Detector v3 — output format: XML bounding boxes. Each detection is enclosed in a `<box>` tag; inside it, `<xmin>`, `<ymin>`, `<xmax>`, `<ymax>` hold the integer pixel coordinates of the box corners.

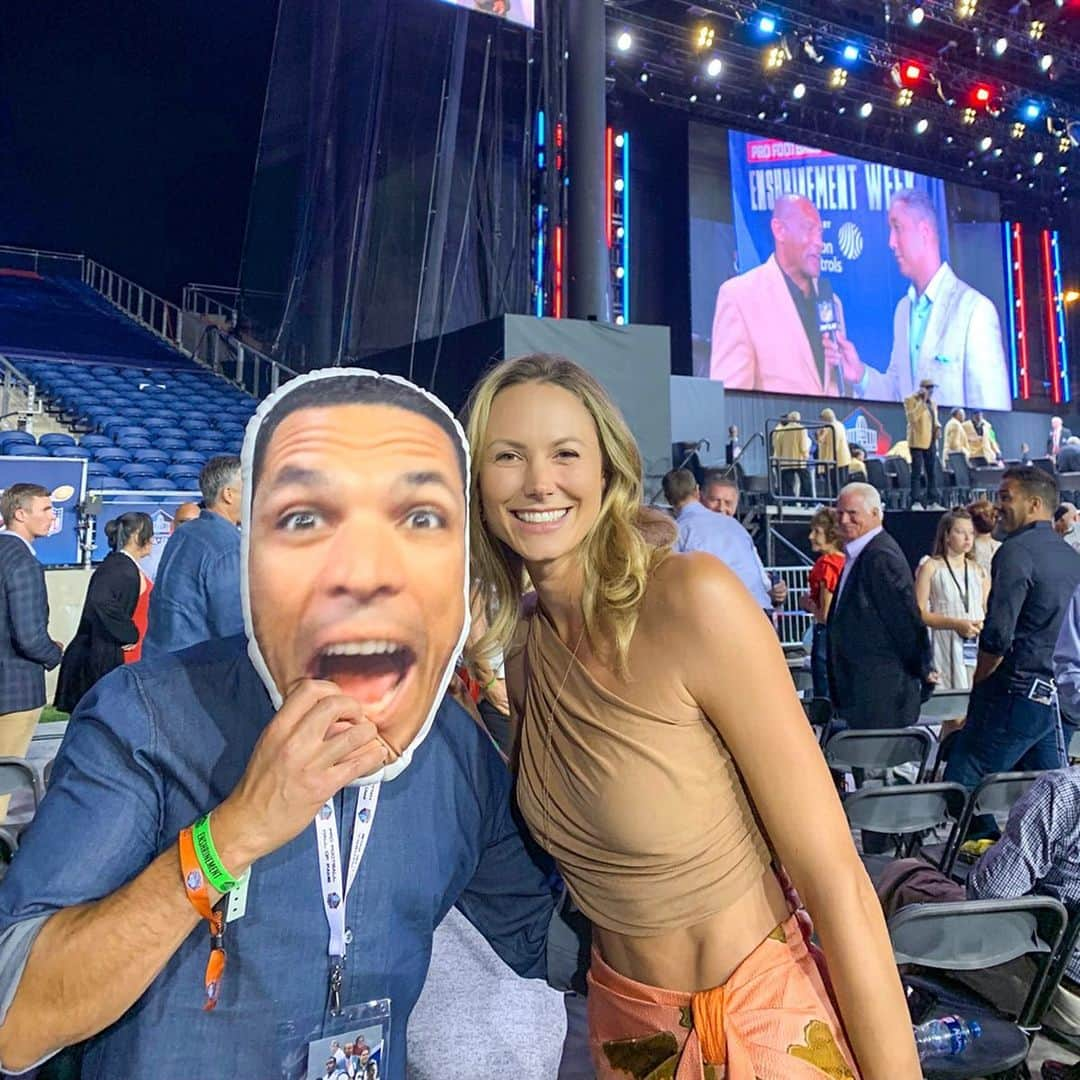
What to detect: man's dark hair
<box><xmin>200</xmin><ymin>455</ymin><xmax>241</xmax><ymax>506</ymax></box>
<box><xmin>1002</xmin><ymin>465</ymin><xmax>1059</xmax><ymax>512</ymax></box>
<box><xmin>702</xmin><ymin>468</ymin><xmax>738</xmax><ymax>492</ymax></box>
<box><xmin>0</xmin><ymin>483</ymin><xmax>49</xmax><ymax>527</ymax></box>
<box><xmin>251</xmin><ymin>374</ymin><xmax>466</xmax><ymax>489</ymax></box>
<box><xmin>1054</xmin><ymin>505</ymin><xmax>1072</xmax><ymax>524</ymax></box>
<box><xmin>661</xmin><ymin>467</ymin><xmax>698</xmax><ymax>508</ymax></box>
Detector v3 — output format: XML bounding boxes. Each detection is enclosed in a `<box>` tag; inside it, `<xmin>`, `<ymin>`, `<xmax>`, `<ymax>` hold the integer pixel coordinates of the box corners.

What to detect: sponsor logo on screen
<box><xmin>837</xmin><ymin>222</ymin><xmax>864</xmax><ymax>261</ymax></box>
<box><xmin>843</xmin><ymin>407</ymin><xmax>892</xmax><ymax>455</ymax></box>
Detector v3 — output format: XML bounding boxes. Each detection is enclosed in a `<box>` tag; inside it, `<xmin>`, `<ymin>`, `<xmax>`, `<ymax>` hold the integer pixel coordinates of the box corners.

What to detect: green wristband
<box><xmin>191</xmin><ymin>814</ymin><xmax>238</xmax><ymax>894</ymax></box>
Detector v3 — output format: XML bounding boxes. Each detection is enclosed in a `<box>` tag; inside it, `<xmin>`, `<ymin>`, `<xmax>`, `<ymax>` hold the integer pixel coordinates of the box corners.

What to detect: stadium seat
<box><xmin>51</xmin><ymin>445</ymin><xmax>92</xmax><ymax>459</ymax></box>
<box><xmin>79</xmin><ymin>434</ymin><xmax>113</xmax><ymax>450</ymax></box>
<box><xmin>156</xmin><ymin>438</ymin><xmax>186</xmax><ymax>452</ymax></box>
<box><xmin>38</xmin><ymin>433</ymin><xmax>76</xmax><ymax>449</ymax></box>
<box><xmin>92</xmin><ymin>476</ymin><xmax>130</xmax><ymax>490</ymax></box>
<box><xmin>165</xmin><ymin>465</ymin><xmax>202</xmax><ymax>483</ymax></box>
<box><xmin>132</xmin><ymin>449</ymin><xmax>171</xmax><ymax>464</ymax></box>
<box><xmin>94</xmin><ymin>448</ymin><xmax>132</xmax><ymax>464</ymax></box>
<box><xmin>171</xmin><ymin>451</ymin><xmax>206</xmax><ymax>465</ymax></box>
<box><xmin>3</xmin><ymin>445</ymin><xmax>50</xmax><ymax>458</ymax></box>
<box><xmin>118</xmin><ymin>463</ymin><xmax>159</xmax><ymax>481</ymax></box>
<box><xmin>0</xmin><ymin>431</ymin><xmax>36</xmax><ymax>449</ymax></box>
<box><xmin>141</xmin><ymin>477</ymin><xmax>182</xmax><ymax>491</ymax></box>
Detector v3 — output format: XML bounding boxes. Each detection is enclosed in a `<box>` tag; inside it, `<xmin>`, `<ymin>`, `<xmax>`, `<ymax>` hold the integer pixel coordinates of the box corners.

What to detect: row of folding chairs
<box><xmin>0</xmin><ymin>755</ymin><xmax>53</xmax><ymax>874</ymax></box>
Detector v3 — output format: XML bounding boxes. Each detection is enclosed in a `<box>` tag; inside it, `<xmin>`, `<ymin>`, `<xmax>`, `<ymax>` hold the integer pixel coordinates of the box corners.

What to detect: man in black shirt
<box><xmin>945</xmin><ymin>466</ymin><xmax>1080</xmax><ymax>836</ymax></box>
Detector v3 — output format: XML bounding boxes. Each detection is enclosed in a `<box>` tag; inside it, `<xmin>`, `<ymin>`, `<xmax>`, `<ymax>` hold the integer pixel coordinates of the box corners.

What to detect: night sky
<box><xmin>0</xmin><ymin>1</ymin><xmax>276</xmax><ymax>299</ymax></box>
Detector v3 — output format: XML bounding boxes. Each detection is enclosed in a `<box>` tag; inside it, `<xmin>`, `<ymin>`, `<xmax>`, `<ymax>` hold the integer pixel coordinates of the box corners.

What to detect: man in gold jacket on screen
<box><xmin>709</xmin><ymin>195</ymin><xmax>849</xmax><ymax>396</ymax></box>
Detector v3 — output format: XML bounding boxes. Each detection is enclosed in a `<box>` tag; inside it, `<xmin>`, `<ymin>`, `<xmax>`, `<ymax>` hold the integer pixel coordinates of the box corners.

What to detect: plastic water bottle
<box><xmin>912</xmin><ymin>1015</ymin><xmax>983</xmax><ymax>1059</ymax></box>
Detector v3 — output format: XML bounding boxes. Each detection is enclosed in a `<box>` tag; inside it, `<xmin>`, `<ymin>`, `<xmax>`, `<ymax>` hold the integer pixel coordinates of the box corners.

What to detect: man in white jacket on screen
<box><xmin>826</xmin><ymin>188</ymin><xmax>1012</xmax><ymax>411</ymax></box>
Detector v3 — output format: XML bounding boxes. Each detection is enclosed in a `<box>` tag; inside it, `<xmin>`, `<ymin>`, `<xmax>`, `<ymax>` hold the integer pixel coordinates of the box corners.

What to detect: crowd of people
<box><xmin>3</xmin><ymin>359</ymin><xmax>1080</xmax><ymax>1077</ymax></box>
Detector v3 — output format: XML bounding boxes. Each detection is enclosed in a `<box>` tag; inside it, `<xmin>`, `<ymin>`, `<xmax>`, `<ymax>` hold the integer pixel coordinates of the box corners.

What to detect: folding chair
<box><xmin>802</xmin><ymin>697</ymin><xmax>832</xmax><ymax>745</ymax></box>
<box><xmin>919</xmin><ymin>690</ymin><xmax>971</xmax><ymax>726</ymax></box>
<box><xmin>1031</xmin><ymin>902</ymin><xmax>1080</xmax><ymax>1058</ymax></box>
<box><xmin>890</xmin><ymin>896</ymin><xmax>1070</xmax><ymax>1078</ymax></box>
<box><xmin>0</xmin><ymin>757</ymin><xmax>44</xmax><ymax>819</ymax></box>
<box><xmin>841</xmin><ymin>782</ymin><xmax>967</xmax><ymax>881</ymax></box>
<box><xmin>823</xmin><ymin>726</ymin><xmax>937</xmax><ymax>784</ymax></box>
<box><xmin>940</xmin><ymin>772</ymin><xmax>1042</xmax><ymax>880</ymax></box>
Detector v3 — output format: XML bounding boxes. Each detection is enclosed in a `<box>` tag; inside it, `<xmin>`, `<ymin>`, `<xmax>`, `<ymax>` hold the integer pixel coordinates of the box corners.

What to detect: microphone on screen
<box><xmin>815</xmin><ymin>277</ymin><xmax>844</xmax><ymax>396</ymax></box>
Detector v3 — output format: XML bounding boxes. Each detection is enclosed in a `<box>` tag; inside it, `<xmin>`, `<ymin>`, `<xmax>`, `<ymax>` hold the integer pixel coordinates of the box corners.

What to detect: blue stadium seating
<box><xmin>141</xmin><ymin>477</ymin><xmax>182</xmax><ymax>491</ymax></box>
<box><xmin>4</xmin><ymin>444</ymin><xmax>51</xmax><ymax>458</ymax></box>
<box><xmin>38</xmin><ymin>433</ymin><xmax>75</xmax><ymax>448</ymax></box>
<box><xmin>0</xmin><ymin>431</ymin><xmax>36</xmax><ymax>450</ymax></box>
<box><xmin>51</xmin><ymin>445</ymin><xmax>92</xmax><ymax>459</ymax></box>
<box><xmin>96</xmin><ymin>476</ymin><xmax>130</xmax><ymax>489</ymax></box>
<box><xmin>132</xmin><ymin>449</ymin><xmax>171</xmax><ymax>464</ymax></box>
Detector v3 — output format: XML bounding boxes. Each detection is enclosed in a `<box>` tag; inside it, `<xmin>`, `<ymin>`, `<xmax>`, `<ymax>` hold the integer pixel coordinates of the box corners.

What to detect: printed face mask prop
<box><xmin>240</xmin><ymin>369</ymin><xmax>470</xmax><ymax>783</ymax></box>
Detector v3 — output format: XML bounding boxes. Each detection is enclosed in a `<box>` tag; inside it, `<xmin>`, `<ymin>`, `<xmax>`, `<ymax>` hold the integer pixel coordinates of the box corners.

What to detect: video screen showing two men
<box><xmin>690</xmin><ymin>126</ymin><xmax>1013</xmax><ymax>411</ymax></box>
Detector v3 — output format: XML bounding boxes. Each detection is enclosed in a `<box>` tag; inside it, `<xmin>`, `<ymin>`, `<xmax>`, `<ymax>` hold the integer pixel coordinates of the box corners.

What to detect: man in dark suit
<box><xmin>1049</xmin><ymin>417</ymin><xmax>1074</xmax><ymax>462</ymax></box>
<box><xmin>0</xmin><ymin>483</ymin><xmax>63</xmax><ymax>817</ymax></box>
<box><xmin>828</xmin><ymin>482</ymin><xmax>930</xmax><ymax>728</ymax></box>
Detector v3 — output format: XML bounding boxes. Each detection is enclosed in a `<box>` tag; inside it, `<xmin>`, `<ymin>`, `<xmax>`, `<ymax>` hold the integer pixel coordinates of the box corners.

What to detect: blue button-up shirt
<box><xmin>145</xmin><ymin>509</ymin><xmax>244</xmax><ymax>654</ymax></box>
<box><xmin>674</xmin><ymin>500</ymin><xmax>771</xmax><ymax>608</ymax></box>
<box><xmin>0</xmin><ymin>638</ymin><xmax>554</xmax><ymax>1078</ymax></box>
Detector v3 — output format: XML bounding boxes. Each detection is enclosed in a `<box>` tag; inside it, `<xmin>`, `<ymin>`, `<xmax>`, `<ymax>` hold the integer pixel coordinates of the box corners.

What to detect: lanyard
<box><xmin>944</xmin><ymin>557</ymin><xmax>971</xmax><ymax>614</ymax></box>
<box><xmin>314</xmin><ymin>781</ymin><xmax>381</xmax><ymax>1012</ymax></box>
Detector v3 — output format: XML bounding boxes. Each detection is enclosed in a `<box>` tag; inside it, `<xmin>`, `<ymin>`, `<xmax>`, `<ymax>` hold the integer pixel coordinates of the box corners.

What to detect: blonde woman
<box><xmin>466</xmin><ymin>354</ymin><xmax>918</xmax><ymax>1079</ymax></box>
<box><xmin>915</xmin><ymin>510</ymin><xmax>989</xmax><ymax>691</ymax></box>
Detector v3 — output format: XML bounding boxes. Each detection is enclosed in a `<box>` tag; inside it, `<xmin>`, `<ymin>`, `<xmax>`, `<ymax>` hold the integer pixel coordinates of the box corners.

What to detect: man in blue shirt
<box><xmin>0</xmin><ymin>371</ymin><xmax>555</xmax><ymax>1078</ymax></box>
<box><xmin>663</xmin><ymin>468</ymin><xmax>772</xmax><ymax>612</ymax></box>
<box><xmin>145</xmin><ymin>454</ymin><xmax>244</xmax><ymax>653</ymax></box>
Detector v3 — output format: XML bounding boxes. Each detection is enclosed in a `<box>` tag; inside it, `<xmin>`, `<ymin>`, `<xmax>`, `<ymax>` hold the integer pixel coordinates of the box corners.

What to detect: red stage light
<box><xmin>902</xmin><ymin>62</ymin><xmax>923</xmax><ymax>82</ymax></box>
<box><xmin>974</xmin><ymin>85</ymin><xmax>991</xmax><ymax>104</ymax></box>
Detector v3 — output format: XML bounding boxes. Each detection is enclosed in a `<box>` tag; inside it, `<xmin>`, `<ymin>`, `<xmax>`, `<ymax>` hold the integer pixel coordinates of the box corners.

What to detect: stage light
<box><xmin>614</xmin><ymin>133</ymin><xmax>625</xmax><ymax>148</ymax></box>
<box><xmin>994</xmin><ymin>147</ymin><xmax>1004</xmax><ymax>157</ymax></box>
<box><xmin>897</xmin><ymin>88</ymin><xmax>915</xmax><ymax>107</ymax></box>
<box><xmin>962</xmin><ymin>107</ymin><xmax>977</xmax><ymax>124</ymax></box>
<box><xmin>858</xmin><ymin>101</ymin><xmax>873</xmax><ymax>118</ymax></box>
<box><xmin>1039</xmin><ymin>54</ymin><xmax>1054</xmax><ymax>72</ymax></box>
<box><xmin>909</xmin><ymin>6</ymin><xmax>925</xmax><ymax>25</ymax></box>
<box><xmin>1029</xmin><ymin>19</ymin><xmax>1046</xmax><ymax>40</ymax></box>
<box><xmin>614</xmin><ymin>178</ymin><xmax>625</xmax><ymax>192</ymax></box>
<box><xmin>639</xmin><ymin>71</ymin><xmax>649</xmax><ymax>83</ymax></box>
<box><xmin>1012</xmin><ymin>122</ymin><xmax>1026</xmax><ymax>139</ymax></box>
<box><xmin>756</xmin><ymin>14</ymin><xmax>778</xmax><ymax>35</ymax></box>
<box><xmin>903</xmin><ymin>62</ymin><xmax>923</xmax><ymax>82</ymax></box>
<box><xmin>765</xmin><ymin>46</ymin><xmax>786</xmax><ymax>70</ymax></box>
<box><xmin>979</xmin><ymin>135</ymin><xmax>993</xmax><ymax>151</ymax></box>
<box><xmin>1023</xmin><ymin>102</ymin><xmax>1042</xmax><ymax>121</ymax></box>
<box><xmin>842</xmin><ymin>44</ymin><xmax>859</xmax><ymax>63</ymax></box>
<box><xmin>1065</xmin><ymin>290</ymin><xmax>1080</xmax><ymax>304</ymax></box>
<box><xmin>696</xmin><ymin>24</ymin><xmax>716</xmax><ymax>50</ymax></box>
<box><xmin>956</xmin><ymin>0</ymin><xmax>977</xmax><ymax>18</ymax></box>
<box><xmin>829</xmin><ymin>67</ymin><xmax>848</xmax><ymax>88</ymax></box>
<box><xmin>1061</xmin><ymin>137</ymin><xmax>1073</xmax><ymax>154</ymax></box>
<box><xmin>974</xmin><ymin>85</ymin><xmax>991</xmax><ymax>105</ymax></box>
<box><xmin>706</xmin><ymin>57</ymin><xmax>723</xmax><ymax>77</ymax></box>
<box><xmin>689</xmin><ymin>93</ymin><xmax>698</xmax><ymax>103</ymax></box>
<box><xmin>992</xmin><ymin>36</ymin><xmax>1008</xmax><ymax>56</ymax></box>
<box><xmin>616</xmin><ymin>30</ymin><xmax>633</xmax><ymax>52</ymax></box>
<box><xmin>1034</xmin><ymin>151</ymin><xmax>1045</xmax><ymax>165</ymax></box>
<box><xmin>915</xmin><ymin>117</ymin><xmax>929</xmax><ymax>134</ymax></box>
<box><xmin>616</xmin><ymin>266</ymin><xmax>625</xmax><ymax>279</ymax></box>
<box><xmin>792</xmin><ymin>81</ymin><xmax>807</xmax><ymax>99</ymax></box>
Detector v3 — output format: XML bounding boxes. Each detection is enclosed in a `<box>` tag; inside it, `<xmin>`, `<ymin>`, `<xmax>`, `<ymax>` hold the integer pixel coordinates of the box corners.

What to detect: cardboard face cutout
<box><xmin>240</xmin><ymin>368</ymin><xmax>471</xmax><ymax>783</ymax></box>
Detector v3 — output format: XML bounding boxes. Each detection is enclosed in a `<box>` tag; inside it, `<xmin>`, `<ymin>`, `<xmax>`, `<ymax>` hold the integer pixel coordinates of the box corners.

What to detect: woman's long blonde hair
<box><xmin>465</xmin><ymin>353</ymin><xmax>673</xmax><ymax>676</ymax></box>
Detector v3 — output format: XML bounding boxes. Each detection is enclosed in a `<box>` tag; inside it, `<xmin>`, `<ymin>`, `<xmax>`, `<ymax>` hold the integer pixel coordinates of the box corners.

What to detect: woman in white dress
<box><xmin>915</xmin><ymin>509</ymin><xmax>991</xmax><ymax>691</ymax></box>
<box><xmin>967</xmin><ymin>498</ymin><xmax>1001</xmax><ymax>580</ymax></box>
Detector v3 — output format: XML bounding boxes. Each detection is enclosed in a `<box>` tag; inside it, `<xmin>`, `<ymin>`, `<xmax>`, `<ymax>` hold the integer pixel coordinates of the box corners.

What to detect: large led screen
<box><xmin>436</xmin><ymin>0</ymin><xmax>534</xmax><ymax>28</ymax></box>
<box><xmin>690</xmin><ymin>124</ymin><xmax>1012</xmax><ymax>410</ymax></box>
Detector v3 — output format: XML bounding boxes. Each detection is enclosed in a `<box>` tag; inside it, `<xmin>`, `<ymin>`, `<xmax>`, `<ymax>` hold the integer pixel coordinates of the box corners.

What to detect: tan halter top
<box><xmin>516</xmin><ymin>607</ymin><xmax>772</xmax><ymax>937</ymax></box>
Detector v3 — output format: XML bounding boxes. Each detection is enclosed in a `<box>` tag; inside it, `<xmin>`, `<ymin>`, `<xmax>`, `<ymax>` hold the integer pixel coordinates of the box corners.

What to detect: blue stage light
<box><xmin>1023</xmin><ymin>101</ymin><xmax>1042</xmax><ymax>121</ymax></box>
<box><xmin>756</xmin><ymin>14</ymin><xmax>778</xmax><ymax>35</ymax></box>
<box><xmin>842</xmin><ymin>44</ymin><xmax>859</xmax><ymax>63</ymax></box>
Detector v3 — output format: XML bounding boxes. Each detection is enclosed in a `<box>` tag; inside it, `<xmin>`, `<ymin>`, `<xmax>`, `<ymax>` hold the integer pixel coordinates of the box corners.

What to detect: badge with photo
<box><xmin>278</xmin><ymin>999</ymin><xmax>391</xmax><ymax>1080</ymax></box>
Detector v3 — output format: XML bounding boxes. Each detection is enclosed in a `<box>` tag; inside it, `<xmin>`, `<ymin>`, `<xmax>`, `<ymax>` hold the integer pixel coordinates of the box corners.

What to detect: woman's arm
<box><xmin>666</xmin><ymin>553</ymin><xmax>920</xmax><ymax>1079</ymax></box>
<box><xmin>817</xmin><ymin>584</ymin><xmax>835</xmax><ymax>621</ymax></box>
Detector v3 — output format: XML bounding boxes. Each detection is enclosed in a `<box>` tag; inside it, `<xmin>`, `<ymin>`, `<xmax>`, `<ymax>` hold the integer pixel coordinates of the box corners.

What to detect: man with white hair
<box><xmin>816</xmin><ymin>407</ymin><xmax>851</xmax><ymax>497</ymax></box>
<box><xmin>1049</xmin><ymin>417</ymin><xmax>1073</xmax><ymax>461</ymax></box>
<box><xmin>827</xmin><ymin>483</ymin><xmax>931</xmax><ymax>729</ymax></box>
<box><xmin>826</xmin><ymin>188</ymin><xmax>1011</xmax><ymax>411</ymax></box>
<box><xmin>1057</xmin><ymin>436</ymin><xmax>1080</xmax><ymax>474</ymax></box>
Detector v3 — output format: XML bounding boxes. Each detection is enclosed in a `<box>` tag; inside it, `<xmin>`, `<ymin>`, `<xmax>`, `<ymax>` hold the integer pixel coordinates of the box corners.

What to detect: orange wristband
<box><xmin>178</xmin><ymin>825</ymin><xmax>227</xmax><ymax>1011</ymax></box>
